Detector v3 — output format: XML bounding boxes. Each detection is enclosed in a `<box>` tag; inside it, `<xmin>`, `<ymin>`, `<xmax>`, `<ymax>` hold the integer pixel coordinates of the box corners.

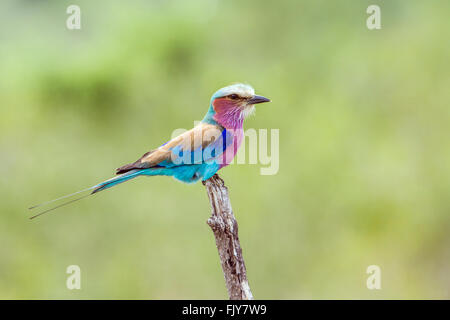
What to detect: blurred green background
<box><xmin>0</xmin><ymin>0</ymin><xmax>449</xmax><ymax>299</ymax></box>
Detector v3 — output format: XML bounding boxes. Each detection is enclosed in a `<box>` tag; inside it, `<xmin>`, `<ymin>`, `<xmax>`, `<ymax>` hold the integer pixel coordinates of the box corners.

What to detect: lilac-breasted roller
<box><xmin>29</xmin><ymin>83</ymin><xmax>270</xmax><ymax>219</ymax></box>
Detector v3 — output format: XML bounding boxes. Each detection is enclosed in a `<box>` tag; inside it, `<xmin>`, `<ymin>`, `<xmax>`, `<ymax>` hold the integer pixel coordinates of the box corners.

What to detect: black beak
<box><xmin>247</xmin><ymin>95</ymin><xmax>271</xmax><ymax>105</ymax></box>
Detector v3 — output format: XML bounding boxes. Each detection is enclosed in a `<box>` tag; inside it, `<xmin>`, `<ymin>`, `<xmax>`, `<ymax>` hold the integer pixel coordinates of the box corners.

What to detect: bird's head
<box><xmin>203</xmin><ymin>83</ymin><xmax>270</xmax><ymax>129</ymax></box>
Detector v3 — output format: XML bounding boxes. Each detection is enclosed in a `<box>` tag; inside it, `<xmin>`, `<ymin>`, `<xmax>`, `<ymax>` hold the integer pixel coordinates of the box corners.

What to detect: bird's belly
<box><xmin>172</xmin><ymin>163</ymin><xmax>221</xmax><ymax>183</ymax></box>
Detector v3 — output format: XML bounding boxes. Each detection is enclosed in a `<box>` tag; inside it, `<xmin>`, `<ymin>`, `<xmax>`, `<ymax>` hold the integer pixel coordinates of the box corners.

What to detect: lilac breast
<box><xmin>218</xmin><ymin>128</ymin><xmax>244</xmax><ymax>169</ymax></box>
<box><xmin>211</xmin><ymin>97</ymin><xmax>246</xmax><ymax>168</ymax></box>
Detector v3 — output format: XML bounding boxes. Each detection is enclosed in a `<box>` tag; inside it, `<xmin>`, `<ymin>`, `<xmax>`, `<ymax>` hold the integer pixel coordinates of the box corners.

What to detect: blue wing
<box><xmin>116</xmin><ymin>123</ymin><xmax>233</xmax><ymax>173</ymax></box>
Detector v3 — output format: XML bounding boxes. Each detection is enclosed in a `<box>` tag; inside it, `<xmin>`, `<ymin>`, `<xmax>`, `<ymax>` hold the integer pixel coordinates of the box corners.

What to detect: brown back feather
<box><xmin>115</xmin><ymin>123</ymin><xmax>224</xmax><ymax>174</ymax></box>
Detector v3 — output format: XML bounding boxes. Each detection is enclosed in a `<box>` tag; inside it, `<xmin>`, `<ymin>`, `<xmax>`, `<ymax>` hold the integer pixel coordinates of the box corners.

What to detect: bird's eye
<box><xmin>229</xmin><ymin>94</ymin><xmax>239</xmax><ymax>100</ymax></box>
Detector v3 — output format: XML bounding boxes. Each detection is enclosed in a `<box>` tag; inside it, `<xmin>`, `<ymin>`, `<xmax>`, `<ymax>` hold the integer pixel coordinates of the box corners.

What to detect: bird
<box><xmin>29</xmin><ymin>83</ymin><xmax>270</xmax><ymax>219</ymax></box>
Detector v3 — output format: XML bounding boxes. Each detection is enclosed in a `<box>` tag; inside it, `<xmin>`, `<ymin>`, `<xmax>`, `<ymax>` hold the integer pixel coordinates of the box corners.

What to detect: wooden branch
<box><xmin>202</xmin><ymin>174</ymin><xmax>253</xmax><ymax>300</ymax></box>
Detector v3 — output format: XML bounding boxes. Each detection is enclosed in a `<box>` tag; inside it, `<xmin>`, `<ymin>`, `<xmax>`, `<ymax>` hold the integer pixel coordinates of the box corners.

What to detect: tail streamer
<box><xmin>29</xmin><ymin>193</ymin><xmax>92</xmax><ymax>220</ymax></box>
<box><xmin>28</xmin><ymin>169</ymin><xmax>143</xmax><ymax>220</ymax></box>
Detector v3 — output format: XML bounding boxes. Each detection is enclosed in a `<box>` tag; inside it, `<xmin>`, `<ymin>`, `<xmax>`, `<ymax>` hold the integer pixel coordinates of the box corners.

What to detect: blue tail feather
<box><xmin>91</xmin><ymin>169</ymin><xmax>143</xmax><ymax>194</ymax></box>
<box><xmin>29</xmin><ymin>169</ymin><xmax>153</xmax><ymax>219</ymax></box>
<box><xmin>28</xmin><ymin>165</ymin><xmax>208</xmax><ymax>219</ymax></box>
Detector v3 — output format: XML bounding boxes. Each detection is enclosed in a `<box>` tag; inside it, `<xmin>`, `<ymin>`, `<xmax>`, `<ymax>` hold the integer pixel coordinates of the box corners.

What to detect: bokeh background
<box><xmin>0</xmin><ymin>0</ymin><xmax>449</xmax><ymax>299</ymax></box>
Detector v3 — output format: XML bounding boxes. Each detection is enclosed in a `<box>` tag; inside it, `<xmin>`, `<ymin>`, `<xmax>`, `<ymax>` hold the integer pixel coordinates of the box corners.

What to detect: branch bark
<box><xmin>202</xmin><ymin>174</ymin><xmax>253</xmax><ymax>300</ymax></box>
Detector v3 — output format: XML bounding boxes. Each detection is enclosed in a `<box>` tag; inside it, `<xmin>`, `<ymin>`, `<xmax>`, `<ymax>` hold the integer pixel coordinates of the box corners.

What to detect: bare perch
<box><xmin>202</xmin><ymin>174</ymin><xmax>253</xmax><ymax>300</ymax></box>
